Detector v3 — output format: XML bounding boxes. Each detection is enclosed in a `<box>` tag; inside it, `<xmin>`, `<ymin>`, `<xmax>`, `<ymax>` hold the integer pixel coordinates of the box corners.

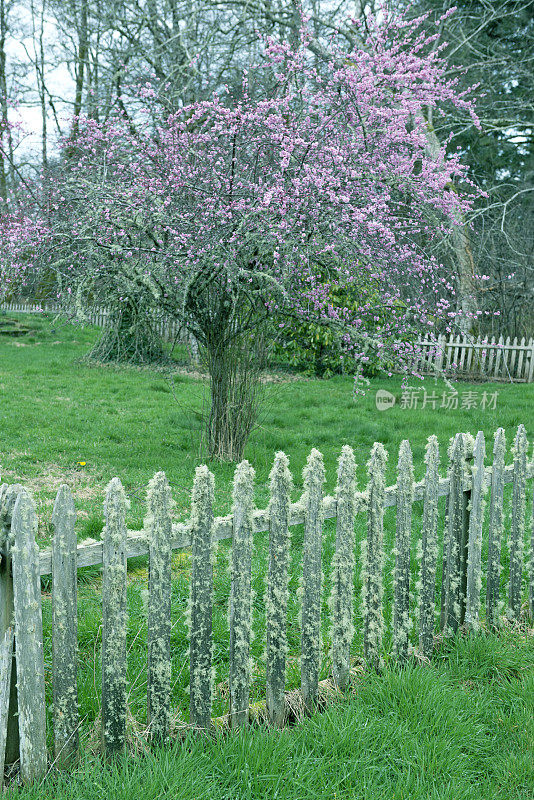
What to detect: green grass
<box><xmin>1</xmin><ymin>313</ymin><xmax>533</xmax><ymax>798</ymax></box>
<box><xmin>7</xmin><ymin>631</ymin><xmax>534</xmax><ymax>799</ymax></box>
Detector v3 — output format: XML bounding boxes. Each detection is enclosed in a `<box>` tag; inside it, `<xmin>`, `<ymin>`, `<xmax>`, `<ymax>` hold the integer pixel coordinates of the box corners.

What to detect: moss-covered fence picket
<box><xmin>1</xmin><ymin>425</ymin><xmax>533</xmax><ymax>785</ymax></box>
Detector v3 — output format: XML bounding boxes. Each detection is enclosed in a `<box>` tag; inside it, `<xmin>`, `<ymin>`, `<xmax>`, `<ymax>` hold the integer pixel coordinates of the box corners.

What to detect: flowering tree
<box><xmin>2</xmin><ymin>8</ymin><xmax>480</xmax><ymax>459</ymax></box>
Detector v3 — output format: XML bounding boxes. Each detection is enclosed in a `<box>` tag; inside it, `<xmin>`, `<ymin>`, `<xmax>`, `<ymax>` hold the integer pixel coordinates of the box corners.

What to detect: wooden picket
<box><xmin>0</xmin><ymin>424</ymin><xmax>533</xmax><ymax>784</ymax></box>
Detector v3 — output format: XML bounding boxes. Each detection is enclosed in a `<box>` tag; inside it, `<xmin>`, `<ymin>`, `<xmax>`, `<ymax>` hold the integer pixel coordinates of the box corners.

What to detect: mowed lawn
<box><xmin>1</xmin><ymin>313</ymin><xmax>534</xmax><ymax>800</ymax></box>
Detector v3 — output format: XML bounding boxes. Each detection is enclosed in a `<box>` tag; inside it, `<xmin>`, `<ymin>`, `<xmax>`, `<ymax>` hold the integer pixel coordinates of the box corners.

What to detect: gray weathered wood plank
<box><xmin>101</xmin><ymin>478</ymin><xmax>129</xmax><ymax>757</ymax></box>
<box><xmin>228</xmin><ymin>461</ymin><xmax>255</xmax><ymax>728</ymax></box>
<box><xmin>508</xmin><ymin>425</ymin><xmax>527</xmax><ymax>621</ymax></box>
<box><xmin>330</xmin><ymin>446</ymin><xmax>357</xmax><ymax>691</ymax></box>
<box><xmin>418</xmin><ymin>436</ymin><xmax>440</xmax><ymax>658</ymax></box>
<box><xmin>188</xmin><ymin>466</ymin><xmax>215</xmax><ymax>731</ymax></box>
<box><xmin>146</xmin><ymin>472</ymin><xmax>173</xmax><ymax>743</ymax></box>
<box><xmin>52</xmin><ymin>485</ymin><xmax>79</xmax><ymax>765</ymax></box>
<box><xmin>265</xmin><ymin>452</ymin><xmax>292</xmax><ymax>727</ymax></box>
<box><xmin>393</xmin><ymin>441</ymin><xmax>413</xmax><ymax>662</ymax></box>
<box><xmin>465</xmin><ymin>432</ymin><xmax>486</xmax><ymax>630</ymax></box>
<box><xmin>363</xmin><ymin>443</ymin><xmax>387</xmax><ymax>669</ymax></box>
<box><xmin>486</xmin><ymin>428</ymin><xmax>506</xmax><ymax>630</ymax></box>
<box><xmin>11</xmin><ymin>490</ymin><xmax>47</xmax><ymax>783</ymax></box>
<box><xmin>0</xmin><ymin>627</ymin><xmax>14</xmax><ymax>788</ymax></box>
<box><xmin>300</xmin><ymin>449</ymin><xmax>325</xmax><ymax>712</ymax></box>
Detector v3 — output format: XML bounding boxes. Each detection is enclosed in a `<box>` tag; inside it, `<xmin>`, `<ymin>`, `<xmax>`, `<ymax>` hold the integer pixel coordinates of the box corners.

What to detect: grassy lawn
<box><xmin>1</xmin><ymin>313</ymin><xmax>533</xmax><ymax>798</ymax></box>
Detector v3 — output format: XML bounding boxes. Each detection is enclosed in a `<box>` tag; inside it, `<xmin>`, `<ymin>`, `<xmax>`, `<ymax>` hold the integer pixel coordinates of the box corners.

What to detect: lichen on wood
<box><xmin>464</xmin><ymin>432</ymin><xmax>486</xmax><ymax>631</ymax></box>
<box><xmin>362</xmin><ymin>442</ymin><xmax>387</xmax><ymax>670</ymax></box>
<box><xmin>11</xmin><ymin>489</ymin><xmax>47</xmax><ymax>783</ymax></box>
<box><xmin>486</xmin><ymin>428</ymin><xmax>506</xmax><ymax>630</ymax></box>
<box><xmin>393</xmin><ymin>440</ymin><xmax>413</xmax><ymax>663</ymax></box>
<box><xmin>188</xmin><ymin>465</ymin><xmax>215</xmax><ymax>731</ymax></box>
<box><xmin>508</xmin><ymin>425</ymin><xmax>527</xmax><ymax>621</ymax></box>
<box><xmin>265</xmin><ymin>451</ymin><xmax>292</xmax><ymax>727</ymax></box>
<box><xmin>146</xmin><ymin>472</ymin><xmax>173</xmax><ymax>743</ymax></box>
<box><xmin>228</xmin><ymin>460</ymin><xmax>255</xmax><ymax>728</ymax></box>
<box><xmin>101</xmin><ymin>477</ymin><xmax>129</xmax><ymax>757</ymax></box>
<box><xmin>417</xmin><ymin>436</ymin><xmax>439</xmax><ymax>659</ymax></box>
<box><xmin>300</xmin><ymin>449</ymin><xmax>325</xmax><ymax>712</ymax></box>
<box><xmin>52</xmin><ymin>484</ymin><xmax>79</xmax><ymax>765</ymax></box>
<box><xmin>329</xmin><ymin>446</ymin><xmax>356</xmax><ymax>691</ymax></box>
<box><xmin>441</xmin><ymin>433</ymin><xmax>465</xmax><ymax>634</ymax></box>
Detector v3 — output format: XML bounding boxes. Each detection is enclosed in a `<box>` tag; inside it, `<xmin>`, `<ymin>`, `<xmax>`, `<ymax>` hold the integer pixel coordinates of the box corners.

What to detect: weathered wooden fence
<box><xmin>413</xmin><ymin>334</ymin><xmax>534</xmax><ymax>382</ymax></box>
<box><xmin>0</xmin><ymin>301</ymin><xmax>187</xmax><ymax>344</ymax></box>
<box><xmin>1</xmin><ymin>425</ymin><xmax>533</xmax><ymax>784</ymax></box>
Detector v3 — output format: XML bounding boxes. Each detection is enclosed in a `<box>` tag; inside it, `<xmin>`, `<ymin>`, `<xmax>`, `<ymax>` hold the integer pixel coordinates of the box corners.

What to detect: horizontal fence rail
<box><xmin>1</xmin><ymin>425</ymin><xmax>533</xmax><ymax>784</ymax></box>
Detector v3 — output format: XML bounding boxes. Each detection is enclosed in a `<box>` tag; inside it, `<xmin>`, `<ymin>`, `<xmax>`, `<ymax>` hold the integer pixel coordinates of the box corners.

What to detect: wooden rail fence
<box><xmin>1</xmin><ymin>425</ymin><xmax>533</xmax><ymax>784</ymax></box>
<box><xmin>0</xmin><ymin>300</ymin><xmax>186</xmax><ymax>344</ymax></box>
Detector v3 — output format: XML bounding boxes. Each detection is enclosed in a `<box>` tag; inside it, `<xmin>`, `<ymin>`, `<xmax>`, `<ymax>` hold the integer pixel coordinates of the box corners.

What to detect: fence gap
<box><xmin>418</xmin><ymin>436</ymin><xmax>440</xmax><ymax>659</ymax></box>
<box><xmin>146</xmin><ymin>472</ymin><xmax>173</xmax><ymax>743</ymax></box>
<box><xmin>265</xmin><ymin>452</ymin><xmax>292</xmax><ymax>727</ymax></box>
<box><xmin>508</xmin><ymin>425</ymin><xmax>527</xmax><ymax>621</ymax></box>
<box><xmin>228</xmin><ymin>461</ymin><xmax>255</xmax><ymax>728</ymax></box>
<box><xmin>330</xmin><ymin>446</ymin><xmax>357</xmax><ymax>691</ymax></box>
<box><xmin>362</xmin><ymin>443</ymin><xmax>387</xmax><ymax>669</ymax></box>
<box><xmin>52</xmin><ymin>485</ymin><xmax>79</xmax><ymax>765</ymax></box>
<box><xmin>11</xmin><ymin>490</ymin><xmax>47</xmax><ymax>783</ymax></box>
<box><xmin>188</xmin><ymin>466</ymin><xmax>215</xmax><ymax>731</ymax></box>
<box><xmin>486</xmin><ymin>428</ymin><xmax>506</xmax><ymax>630</ymax></box>
<box><xmin>101</xmin><ymin>478</ymin><xmax>129</xmax><ymax>757</ymax></box>
<box><xmin>465</xmin><ymin>432</ymin><xmax>486</xmax><ymax>630</ymax></box>
<box><xmin>300</xmin><ymin>449</ymin><xmax>325</xmax><ymax>712</ymax></box>
<box><xmin>393</xmin><ymin>440</ymin><xmax>413</xmax><ymax>663</ymax></box>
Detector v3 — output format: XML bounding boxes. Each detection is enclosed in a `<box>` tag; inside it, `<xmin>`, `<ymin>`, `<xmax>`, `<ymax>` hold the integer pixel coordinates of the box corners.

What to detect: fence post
<box><xmin>393</xmin><ymin>440</ymin><xmax>413</xmax><ymax>663</ymax></box>
<box><xmin>188</xmin><ymin>466</ymin><xmax>215</xmax><ymax>731</ymax></box>
<box><xmin>465</xmin><ymin>432</ymin><xmax>486</xmax><ymax>631</ymax></box>
<box><xmin>508</xmin><ymin>425</ymin><xmax>527</xmax><ymax>622</ymax></box>
<box><xmin>300</xmin><ymin>449</ymin><xmax>325</xmax><ymax>712</ymax></box>
<box><xmin>11</xmin><ymin>490</ymin><xmax>47</xmax><ymax>783</ymax></box>
<box><xmin>228</xmin><ymin>461</ymin><xmax>255</xmax><ymax>728</ymax></box>
<box><xmin>265</xmin><ymin>452</ymin><xmax>292</xmax><ymax>727</ymax></box>
<box><xmin>146</xmin><ymin>472</ymin><xmax>173</xmax><ymax>743</ymax></box>
<box><xmin>52</xmin><ymin>485</ymin><xmax>79</xmax><ymax>765</ymax></box>
<box><xmin>101</xmin><ymin>478</ymin><xmax>129</xmax><ymax>757</ymax></box>
<box><xmin>417</xmin><ymin>436</ymin><xmax>440</xmax><ymax>659</ymax></box>
<box><xmin>362</xmin><ymin>443</ymin><xmax>387</xmax><ymax>670</ymax></box>
<box><xmin>486</xmin><ymin>428</ymin><xmax>506</xmax><ymax>630</ymax></box>
<box><xmin>330</xmin><ymin>446</ymin><xmax>357</xmax><ymax>691</ymax></box>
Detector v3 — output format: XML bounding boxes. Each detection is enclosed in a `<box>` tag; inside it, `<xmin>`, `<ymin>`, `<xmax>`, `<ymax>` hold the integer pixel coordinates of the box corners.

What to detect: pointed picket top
<box><xmin>104</xmin><ymin>477</ymin><xmax>130</xmax><ymax>540</ymax></box>
<box><xmin>0</xmin><ymin>484</ymin><xmax>24</xmax><ymax>546</ymax></box>
<box><xmin>146</xmin><ymin>471</ymin><xmax>173</xmax><ymax>535</ymax></box>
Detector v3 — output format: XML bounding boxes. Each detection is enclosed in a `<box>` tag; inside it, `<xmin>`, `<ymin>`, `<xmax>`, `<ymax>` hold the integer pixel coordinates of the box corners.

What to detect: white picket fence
<box><xmin>413</xmin><ymin>334</ymin><xmax>534</xmax><ymax>383</ymax></box>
